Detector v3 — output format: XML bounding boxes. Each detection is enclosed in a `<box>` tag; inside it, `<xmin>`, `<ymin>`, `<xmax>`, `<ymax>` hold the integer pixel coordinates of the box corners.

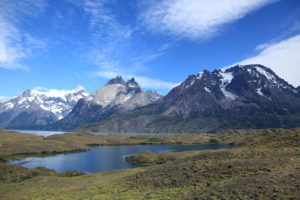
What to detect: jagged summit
<box><xmin>105</xmin><ymin>76</ymin><xmax>142</xmax><ymax>92</ymax></box>
<box><xmin>127</xmin><ymin>77</ymin><xmax>138</xmax><ymax>86</ymax></box>
<box><xmin>106</xmin><ymin>76</ymin><xmax>126</xmax><ymax>85</ymax></box>
<box><xmin>145</xmin><ymin>90</ymin><xmax>162</xmax><ymax>102</ymax></box>
<box><xmin>126</xmin><ymin>78</ymin><xmax>142</xmax><ymax>93</ymax></box>
<box><xmin>22</xmin><ymin>89</ymin><xmax>34</xmax><ymax>97</ymax></box>
<box><xmin>74</xmin><ymin>85</ymin><xmax>85</xmax><ymax>92</ymax></box>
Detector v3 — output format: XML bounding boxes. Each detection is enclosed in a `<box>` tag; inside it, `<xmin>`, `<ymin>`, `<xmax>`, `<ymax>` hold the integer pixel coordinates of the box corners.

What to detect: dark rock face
<box><xmin>106</xmin><ymin>76</ymin><xmax>126</xmax><ymax>85</ymax></box>
<box><xmin>126</xmin><ymin>78</ymin><xmax>142</xmax><ymax>93</ymax></box>
<box><xmin>82</xmin><ymin>65</ymin><xmax>300</xmax><ymax>133</ymax></box>
<box><xmin>0</xmin><ymin>110</ymin><xmax>58</xmax><ymax>130</ymax></box>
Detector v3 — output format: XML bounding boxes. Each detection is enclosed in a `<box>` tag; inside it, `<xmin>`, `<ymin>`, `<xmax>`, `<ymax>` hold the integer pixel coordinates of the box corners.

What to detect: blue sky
<box><xmin>0</xmin><ymin>0</ymin><xmax>300</xmax><ymax>100</ymax></box>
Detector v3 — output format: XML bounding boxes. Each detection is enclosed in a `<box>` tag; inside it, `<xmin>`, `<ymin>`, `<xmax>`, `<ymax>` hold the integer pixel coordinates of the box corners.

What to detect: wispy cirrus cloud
<box><xmin>231</xmin><ymin>34</ymin><xmax>300</xmax><ymax>86</ymax></box>
<box><xmin>0</xmin><ymin>0</ymin><xmax>47</xmax><ymax>70</ymax></box>
<box><xmin>67</xmin><ymin>0</ymin><xmax>132</xmax><ymax>46</ymax></box>
<box><xmin>141</xmin><ymin>0</ymin><xmax>277</xmax><ymax>40</ymax></box>
<box><xmin>68</xmin><ymin>0</ymin><xmax>177</xmax><ymax>91</ymax></box>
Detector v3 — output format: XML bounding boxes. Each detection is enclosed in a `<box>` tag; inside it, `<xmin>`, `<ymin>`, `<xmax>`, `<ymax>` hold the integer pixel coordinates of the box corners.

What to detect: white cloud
<box><xmin>231</xmin><ymin>34</ymin><xmax>300</xmax><ymax>87</ymax></box>
<box><xmin>93</xmin><ymin>70</ymin><xmax>179</xmax><ymax>91</ymax></box>
<box><xmin>141</xmin><ymin>0</ymin><xmax>276</xmax><ymax>40</ymax></box>
<box><xmin>0</xmin><ymin>96</ymin><xmax>16</xmax><ymax>103</ymax></box>
<box><xmin>0</xmin><ymin>0</ymin><xmax>47</xmax><ymax>70</ymax></box>
<box><xmin>68</xmin><ymin>0</ymin><xmax>132</xmax><ymax>43</ymax></box>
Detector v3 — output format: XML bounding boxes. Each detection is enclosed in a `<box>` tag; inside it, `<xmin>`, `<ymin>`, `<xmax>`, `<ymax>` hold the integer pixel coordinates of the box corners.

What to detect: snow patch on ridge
<box><xmin>185</xmin><ymin>79</ymin><xmax>195</xmax><ymax>88</ymax></box>
<box><xmin>204</xmin><ymin>87</ymin><xmax>211</xmax><ymax>93</ymax></box>
<box><xmin>197</xmin><ymin>72</ymin><xmax>203</xmax><ymax>79</ymax></box>
<box><xmin>4</xmin><ymin>102</ymin><xmax>14</xmax><ymax>110</ymax></box>
<box><xmin>123</xmin><ymin>94</ymin><xmax>132</xmax><ymax>102</ymax></box>
<box><xmin>256</xmin><ymin>88</ymin><xmax>264</xmax><ymax>96</ymax></box>
<box><xmin>127</xmin><ymin>83</ymin><xmax>137</xmax><ymax>88</ymax></box>
<box><xmin>255</xmin><ymin>67</ymin><xmax>277</xmax><ymax>84</ymax></box>
<box><xmin>219</xmin><ymin>71</ymin><xmax>237</xmax><ymax>100</ymax></box>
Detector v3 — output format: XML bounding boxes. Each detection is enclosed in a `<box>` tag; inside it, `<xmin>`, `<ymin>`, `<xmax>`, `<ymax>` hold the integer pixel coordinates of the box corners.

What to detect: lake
<box><xmin>11</xmin><ymin>129</ymin><xmax>180</xmax><ymax>137</ymax></box>
<box><xmin>9</xmin><ymin>144</ymin><xmax>232</xmax><ymax>173</ymax></box>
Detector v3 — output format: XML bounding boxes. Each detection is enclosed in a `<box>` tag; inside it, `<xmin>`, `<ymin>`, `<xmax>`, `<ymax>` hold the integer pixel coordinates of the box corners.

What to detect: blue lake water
<box><xmin>9</xmin><ymin>144</ymin><xmax>231</xmax><ymax>173</ymax></box>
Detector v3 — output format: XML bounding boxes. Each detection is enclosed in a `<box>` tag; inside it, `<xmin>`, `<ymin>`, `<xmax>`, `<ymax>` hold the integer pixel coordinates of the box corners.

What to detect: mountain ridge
<box><xmin>0</xmin><ymin>86</ymin><xmax>89</xmax><ymax>129</ymax></box>
<box><xmin>44</xmin><ymin>76</ymin><xmax>162</xmax><ymax>130</ymax></box>
<box><xmin>77</xmin><ymin>64</ymin><xmax>300</xmax><ymax>133</ymax></box>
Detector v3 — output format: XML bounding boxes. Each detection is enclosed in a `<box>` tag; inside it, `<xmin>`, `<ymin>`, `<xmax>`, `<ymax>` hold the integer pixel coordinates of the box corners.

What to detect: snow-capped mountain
<box><xmin>81</xmin><ymin>64</ymin><xmax>300</xmax><ymax>133</ymax></box>
<box><xmin>46</xmin><ymin>76</ymin><xmax>162</xmax><ymax>130</ymax></box>
<box><xmin>0</xmin><ymin>86</ymin><xmax>88</xmax><ymax>129</ymax></box>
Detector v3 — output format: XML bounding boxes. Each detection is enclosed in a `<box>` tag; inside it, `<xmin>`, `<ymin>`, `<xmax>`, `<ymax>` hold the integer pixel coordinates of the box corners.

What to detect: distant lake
<box><xmin>10</xmin><ymin>130</ymin><xmax>70</xmax><ymax>137</ymax></box>
<box><xmin>9</xmin><ymin>144</ymin><xmax>232</xmax><ymax>173</ymax></box>
<box><xmin>11</xmin><ymin>130</ymin><xmax>181</xmax><ymax>137</ymax></box>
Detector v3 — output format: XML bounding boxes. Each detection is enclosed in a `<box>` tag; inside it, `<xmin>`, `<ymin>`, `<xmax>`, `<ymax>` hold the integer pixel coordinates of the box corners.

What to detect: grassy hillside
<box><xmin>0</xmin><ymin>128</ymin><xmax>299</xmax><ymax>199</ymax></box>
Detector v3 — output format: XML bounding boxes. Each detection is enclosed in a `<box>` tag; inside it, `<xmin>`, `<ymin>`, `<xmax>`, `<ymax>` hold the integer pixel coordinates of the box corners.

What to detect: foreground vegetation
<box><xmin>0</xmin><ymin>128</ymin><xmax>299</xmax><ymax>199</ymax></box>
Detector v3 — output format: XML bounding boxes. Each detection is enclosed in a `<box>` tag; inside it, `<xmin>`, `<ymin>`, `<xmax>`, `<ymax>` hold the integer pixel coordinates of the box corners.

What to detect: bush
<box><xmin>209</xmin><ymin>139</ymin><xmax>219</xmax><ymax>144</ymax></box>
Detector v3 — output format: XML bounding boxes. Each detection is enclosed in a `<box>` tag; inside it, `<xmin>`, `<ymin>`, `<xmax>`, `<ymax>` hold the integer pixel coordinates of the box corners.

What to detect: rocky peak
<box><xmin>126</xmin><ymin>78</ymin><xmax>138</xmax><ymax>87</ymax></box>
<box><xmin>22</xmin><ymin>89</ymin><xmax>35</xmax><ymax>97</ymax></box>
<box><xmin>223</xmin><ymin>64</ymin><xmax>295</xmax><ymax>97</ymax></box>
<box><xmin>106</xmin><ymin>76</ymin><xmax>126</xmax><ymax>85</ymax></box>
<box><xmin>74</xmin><ymin>85</ymin><xmax>85</xmax><ymax>92</ymax></box>
<box><xmin>167</xmin><ymin>64</ymin><xmax>298</xmax><ymax>104</ymax></box>
<box><xmin>126</xmin><ymin>78</ymin><xmax>142</xmax><ymax>93</ymax></box>
<box><xmin>87</xmin><ymin>77</ymin><xmax>146</xmax><ymax>107</ymax></box>
<box><xmin>145</xmin><ymin>90</ymin><xmax>163</xmax><ymax>103</ymax></box>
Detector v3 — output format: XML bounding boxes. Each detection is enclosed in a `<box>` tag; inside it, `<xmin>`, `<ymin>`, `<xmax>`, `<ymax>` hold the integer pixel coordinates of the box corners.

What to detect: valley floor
<box><xmin>0</xmin><ymin>128</ymin><xmax>299</xmax><ymax>199</ymax></box>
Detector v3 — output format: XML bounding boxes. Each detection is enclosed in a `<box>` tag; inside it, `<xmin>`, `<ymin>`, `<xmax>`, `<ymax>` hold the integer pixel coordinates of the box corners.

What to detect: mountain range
<box><xmin>77</xmin><ymin>64</ymin><xmax>300</xmax><ymax>133</ymax></box>
<box><xmin>1</xmin><ymin>64</ymin><xmax>300</xmax><ymax>133</ymax></box>
<box><xmin>45</xmin><ymin>77</ymin><xmax>162</xmax><ymax>130</ymax></box>
<box><xmin>0</xmin><ymin>78</ymin><xmax>162</xmax><ymax>130</ymax></box>
<box><xmin>0</xmin><ymin>86</ymin><xmax>89</xmax><ymax>129</ymax></box>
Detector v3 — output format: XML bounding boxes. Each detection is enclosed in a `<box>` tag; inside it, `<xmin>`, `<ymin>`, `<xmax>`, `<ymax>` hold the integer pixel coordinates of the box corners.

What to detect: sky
<box><xmin>0</xmin><ymin>0</ymin><xmax>300</xmax><ymax>101</ymax></box>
